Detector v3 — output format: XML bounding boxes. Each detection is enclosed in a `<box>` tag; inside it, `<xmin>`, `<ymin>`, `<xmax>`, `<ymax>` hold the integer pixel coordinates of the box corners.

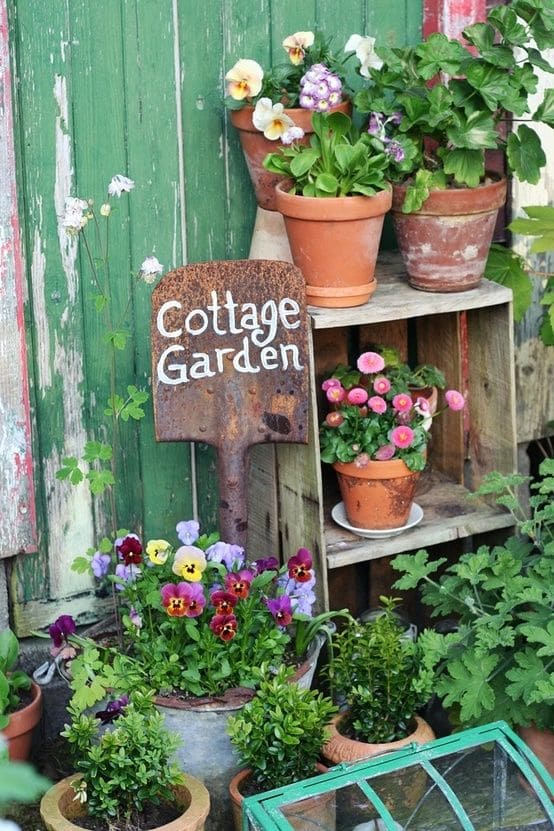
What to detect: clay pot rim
<box><xmin>3</xmin><ymin>680</ymin><xmax>43</xmax><ymax>740</ymax></box>
<box><xmin>275</xmin><ymin>181</ymin><xmax>393</xmax><ymax>221</ymax></box>
<box><xmin>229</xmin><ymin>100</ymin><xmax>351</xmax><ymax>133</ymax></box>
<box><xmin>40</xmin><ymin>773</ymin><xmax>210</xmax><ymax>831</ymax></box>
<box><xmin>333</xmin><ymin>457</ymin><xmax>420</xmax><ymax>480</ymax></box>
<box><xmin>392</xmin><ymin>172</ymin><xmax>507</xmax><ymax>215</ymax></box>
<box><xmin>229</xmin><ymin>762</ymin><xmax>329</xmax><ymax>804</ymax></box>
<box><xmin>323</xmin><ymin>711</ymin><xmax>434</xmax><ymax>762</ymax></box>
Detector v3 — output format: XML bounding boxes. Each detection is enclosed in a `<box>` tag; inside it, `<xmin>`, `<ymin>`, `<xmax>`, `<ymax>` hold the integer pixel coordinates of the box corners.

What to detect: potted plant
<box><xmin>0</xmin><ymin>628</ymin><xmax>42</xmax><ymax>762</ymax></box>
<box><xmin>319</xmin><ymin>348</ymin><xmax>465</xmax><ymax>529</ymax></box>
<box><xmin>391</xmin><ymin>457</ymin><xmax>554</xmax><ymax>776</ymax></box>
<box><xmin>43</xmin><ymin>530</ymin><xmax>346</xmax><ymax>831</ymax></box>
<box><xmin>40</xmin><ymin>689</ymin><xmax>210</xmax><ymax>831</ymax></box>
<box><xmin>348</xmin><ymin>0</ymin><xmax>554</xmax><ymax>291</ymax></box>
<box><xmin>227</xmin><ymin>664</ymin><xmax>337</xmax><ymax>831</ymax></box>
<box><xmin>225</xmin><ymin>30</ymin><xmax>352</xmax><ymax>211</ymax></box>
<box><xmin>321</xmin><ymin>597</ymin><xmax>439</xmax><ymax>765</ymax></box>
<box><xmin>263</xmin><ymin>110</ymin><xmax>393</xmax><ymax>307</ymax></box>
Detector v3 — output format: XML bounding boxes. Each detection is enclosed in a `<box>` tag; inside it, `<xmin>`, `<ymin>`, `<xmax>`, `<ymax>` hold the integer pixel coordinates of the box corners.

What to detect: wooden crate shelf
<box><xmin>249</xmin><ymin>253</ymin><xmax>517</xmax><ymax>611</ymax></box>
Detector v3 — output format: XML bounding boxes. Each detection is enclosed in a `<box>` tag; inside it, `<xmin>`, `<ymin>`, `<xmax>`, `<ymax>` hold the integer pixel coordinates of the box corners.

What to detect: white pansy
<box><xmin>108</xmin><ymin>174</ymin><xmax>135</xmax><ymax>198</ymax></box>
<box><xmin>139</xmin><ymin>255</ymin><xmax>164</xmax><ymax>284</ymax></box>
<box><xmin>252</xmin><ymin>98</ymin><xmax>294</xmax><ymax>140</ymax></box>
<box><xmin>345</xmin><ymin>34</ymin><xmax>383</xmax><ymax>77</ymax></box>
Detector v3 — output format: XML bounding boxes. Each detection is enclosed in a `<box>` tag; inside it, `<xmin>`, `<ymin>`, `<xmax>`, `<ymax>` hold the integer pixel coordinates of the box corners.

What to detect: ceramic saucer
<box><xmin>331</xmin><ymin>502</ymin><xmax>424</xmax><ymax>539</ymax></box>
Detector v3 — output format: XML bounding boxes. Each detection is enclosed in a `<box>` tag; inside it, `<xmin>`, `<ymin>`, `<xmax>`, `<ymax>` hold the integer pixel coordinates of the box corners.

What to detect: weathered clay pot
<box><xmin>392</xmin><ymin>175</ymin><xmax>507</xmax><ymax>292</ymax></box>
<box><xmin>275</xmin><ymin>183</ymin><xmax>392</xmax><ymax>308</ymax></box>
<box><xmin>40</xmin><ymin>774</ymin><xmax>210</xmax><ymax>831</ymax></box>
<box><xmin>3</xmin><ymin>681</ymin><xmax>43</xmax><ymax>761</ymax></box>
<box><xmin>333</xmin><ymin>458</ymin><xmax>420</xmax><ymax>530</ymax></box>
<box><xmin>230</xmin><ymin>102</ymin><xmax>351</xmax><ymax>211</ymax></box>
<box><xmin>322</xmin><ymin>711</ymin><xmax>435</xmax><ymax>765</ymax></box>
<box><xmin>229</xmin><ymin>764</ymin><xmax>331</xmax><ymax>831</ymax></box>
<box><xmin>518</xmin><ymin>723</ymin><xmax>554</xmax><ymax>794</ymax></box>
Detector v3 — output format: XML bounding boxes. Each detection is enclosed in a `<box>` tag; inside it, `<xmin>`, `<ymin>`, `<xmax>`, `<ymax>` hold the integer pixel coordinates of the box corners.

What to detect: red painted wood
<box><xmin>0</xmin><ymin>0</ymin><xmax>37</xmax><ymax>555</ymax></box>
<box><xmin>423</xmin><ymin>0</ymin><xmax>487</xmax><ymax>39</ymax></box>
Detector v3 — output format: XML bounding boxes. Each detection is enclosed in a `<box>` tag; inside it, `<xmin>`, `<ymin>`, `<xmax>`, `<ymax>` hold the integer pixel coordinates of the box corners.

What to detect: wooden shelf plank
<box><xmin>308</xmin><ymin>253</ymin><xmax>513</xmax><ymax>330</ymax></box>
<box><xmin>325</xmin><ymin>470</ymin><xmax>514</xmax><ymax>569</ymax></box>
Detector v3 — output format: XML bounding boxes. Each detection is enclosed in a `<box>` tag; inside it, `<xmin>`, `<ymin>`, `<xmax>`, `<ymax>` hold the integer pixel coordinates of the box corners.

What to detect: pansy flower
<box><xmin>91</xmin><ymin>550</ymin><xmax>111</xmax><ymax>578</ymax></box>
<box><xmin>116</xmin><ymin>533</ymin><xmax>143</xmax><ymax>565</ymax></box>
<box><xmin>172</xmin><ymin>545</ymin><xmax>207</xmax><ymax>582</ymax></box>
<box><xmin>96</xmin><ymin>694</ymin><xmax>129</xmax><ymax>724</ymax></box>
<box><xmin>115</xmin><ymin>563</ymin><xmax>140</xmax><ymax>590</ymax></box>
<box><xmin>210</xmin><ymin>589</ymin><xmax>238</xmax><ymax>615</ymax></box>
<box><xmin>206</xmin><ymin>541</ymin><xmax>245</xmax><ymax>570</ymax></box>
<box><xmin>287</xmin><ymin>548</ymin><xmax>313</xmax><ymax>583</ymax></box>
<box><xmin>210</xmin><ymin>613</ymin><xmax>238</xmax><ymax>642</ymax></box>
<box><xmin>224</xmin><ymin>569</ymin><xmax>254</xmax><ymax>599</ymax></box>
<box><xmin>49</xmin><ymin>614</ymin><xmax>76</xmax><ymax>649</ymax></box>
<box><xmin>176</xmin><ymin>520</ymin><xmax>200</xmax><ymax>545</ymax></box>
<box><xmin>253</xmin><ymin>98</ymin><xmax>295</xmax><ymax>140</ymax></box>
<box><xmin>161</xmin><ymin>582</ymin><xmax>206</xmax><ymax>617</ymax></box>
<box><xmin>146</xmin><ymin>539</ymin><xmax>170</xmax><ymax>565</ymax></box>
<box><xmin>282</xmin><ymin>31</ymin><xmax>314</xmax><ymax>64</ymax></box>
<box><xmin>266</xmin><ymin>595</ymin><xmax>293</xmax><ymax>626</ymax></box>
<box><xmin>253</xmin><ymin>556</ymin><xmax>279</xmax><ymax>574</ymax></box>
<box><xmin>225</xmin><ymin>59</ymin><xmax>263</xmax><ymax>100</ymax></box>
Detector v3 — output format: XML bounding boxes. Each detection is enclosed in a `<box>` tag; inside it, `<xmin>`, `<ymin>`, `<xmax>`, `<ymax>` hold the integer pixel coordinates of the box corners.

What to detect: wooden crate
<box><xmin>251</xmin><ymin>253</ymin><xmax>517</xmax><ymax>612</ymax></box>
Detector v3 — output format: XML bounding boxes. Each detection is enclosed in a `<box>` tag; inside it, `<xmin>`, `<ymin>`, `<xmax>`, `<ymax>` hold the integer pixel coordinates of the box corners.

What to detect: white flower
<box><xmin>281</xmin><ymin>126</ymin><xmax>305</xmax><ymax>145</ymax></box>
<box><xmin>345</xmin><ymin>34</ymin><xmax>383</xmax><ymax>77</ymax></box>
<box><xmin>139</xmin><ymin>255</ymin><xmax>164</xmax><ymax>284</ymax></box>
<box><xmin>282</xmin><ymin>31</ymin><xmax>314</xmax><ymax>65</ymax></box>
<box><xmin>225</xmin><ymin>59</ymin><xmax>264</xmax><ymax>100</ymax></box>
<box><xmin>252</xmin><ymin>97</ymin><xmax>295</xmax><ymax>140</ymax></box>
<box><xmin>108</xmin><ymin>174</ymin><xmax>135</xmax><ymax>197</ymax></box>
<box><xmin>62</xmin><ymin>196</ymin><xmax>89</xmax><ymax>233</ymax></box>
<box><xmin>100</xmin><ymin>203</ymin><xmax>111</xmax><ymax>216</ymax></box>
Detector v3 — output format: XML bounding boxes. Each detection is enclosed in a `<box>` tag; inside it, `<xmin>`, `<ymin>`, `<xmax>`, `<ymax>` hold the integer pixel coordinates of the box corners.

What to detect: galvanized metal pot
<box><xmin>392</xmin><ymin>175</ymin><xmax>507</xmax><ymax>292</ymax></box>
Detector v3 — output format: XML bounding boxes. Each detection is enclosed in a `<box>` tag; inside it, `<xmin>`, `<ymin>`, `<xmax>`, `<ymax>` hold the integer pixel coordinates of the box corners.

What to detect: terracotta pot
<box><xmin>230</xmin><ymin>102</ymin><xmax>351</xmax><ymax>211</ymax></box>
<box><xmin>322</xmin><ymin>712</ymin><xmax>435</xmax><ymax>765</ymax></box>
<box><xmin>229</xmin><ymin>764</ymin><xmax>330</xmax><ymax>831</ymax></box>
<box><xmin>3</xmin><ymin>681</ymin><xmax>43</xmax><ymax>761</ymax></box>
<box><xmin>40</xmin><ymin>774</ymin><xmax>210</xmax><ymax>831</ymax></box>
<box><xmin>518</xmin><ymin>724</ymin><xmax>554</xmax><ymax>795</ymax></box>
<box><xmin>275</xmin><ymin>183</ymin><xmax>392</xmax><ymax>308</ymax></box>
<box><xmin>409</xmin><ymin>385</ymin><xmax>438</xmax><ymax>415</ymax></box>
<box><xmin>333</xmin><ymin>458</ymin><xmax>421</xmax><ymax>530</ymax></box>
<box><xmin>392</xmin><ymin>175</ymin><xmax>507</xmax><ymax>292</ymax></box>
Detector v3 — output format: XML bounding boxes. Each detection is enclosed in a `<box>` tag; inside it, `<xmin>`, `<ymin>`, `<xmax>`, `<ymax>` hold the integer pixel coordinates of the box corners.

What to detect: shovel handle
<box><xmin>216</xmin><ymin>444</ymin><xmax>250</xmax><ymax>549</ymax></box>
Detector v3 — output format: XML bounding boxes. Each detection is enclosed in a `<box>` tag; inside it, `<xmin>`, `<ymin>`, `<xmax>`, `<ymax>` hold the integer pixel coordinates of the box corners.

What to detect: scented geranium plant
<box><xmin>225</xmin><ymin>30</ymin><xmax>351</xmax><ymax>141</ymax></box>
<box><xmin>348</xmin><ymin>0</ymin><xmax>554</xmax><ymax>211</ymax></box>
<box><xmin>63</xmin><ymin>522</ymin><xmax>346</xmax><ymax>701</ymax></box>
<box><xmin>319</xmin><ymin>349</ymin><xmax>465</xmax><ymax>471</ymax></box>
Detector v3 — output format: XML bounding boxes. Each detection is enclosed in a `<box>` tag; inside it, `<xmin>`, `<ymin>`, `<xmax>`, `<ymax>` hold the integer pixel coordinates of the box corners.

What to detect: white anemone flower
<box><xmin>139</xmin><ymin>255</ymin><xmax>164</xmax><ymax>284</ymax></box>
<box><xmin>252</xmin><ymin>97</ymin><xmax>295</xmax><ymax>140</ymax></box>
<box><xmin>282</xmin><ymin>31</ymin><xmax>315</xmax><ymax>65</ymax></box>
<box><xmin>344</xmin><ymin>34</ymin><xmax>383</xmax><ymax>77</ymax></box>
<box><xmin>108</xmin><ymin>174</ymin><xmax>135</xmax><ymax>198</ymax></box>
<box><xmin>225</xmin><ymin>59</ymin><xmax>264</xmax><ymax>100</ymax></box>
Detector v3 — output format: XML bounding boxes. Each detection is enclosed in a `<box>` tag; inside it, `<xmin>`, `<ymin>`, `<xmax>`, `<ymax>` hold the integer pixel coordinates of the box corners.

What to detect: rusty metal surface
<box><xmin>151</xmin><ymin>259</ymin><xmax>309</xmax><ymax>544</ymax></box>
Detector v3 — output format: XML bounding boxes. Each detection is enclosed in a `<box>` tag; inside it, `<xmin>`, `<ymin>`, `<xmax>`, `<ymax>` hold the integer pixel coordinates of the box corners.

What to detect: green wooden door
<box><xmin>7</xmin><ymin>0</ymin><xmax>421</xmax><ymax>633</ymax></box>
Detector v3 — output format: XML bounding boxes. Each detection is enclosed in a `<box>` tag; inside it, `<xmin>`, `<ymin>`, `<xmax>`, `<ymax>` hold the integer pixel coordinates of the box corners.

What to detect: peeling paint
<box><xmin>30</xmin><ymin>224</ymin><xmax>51</xmax><ymax>391</ymax></box>
<box><xmin>53</xmin><ymin>74</ymin><xmax>79</xmax><ymax>304</ymax></box>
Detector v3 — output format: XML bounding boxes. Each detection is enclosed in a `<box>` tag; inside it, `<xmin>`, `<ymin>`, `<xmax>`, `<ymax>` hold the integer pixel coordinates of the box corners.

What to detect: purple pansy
<box><xmin>206</xmin><ymin>541</ymin><xmax>245</xmax><ymax>570</ymax></box>
<box><xmin>176</xmin><ymin>520</ymin><xmax>200</xmax><ymax>545</ymax></box>
<box><xmin>49</xmin><ymin>614</ymin><xmax>76</xmax><ymax>648</ymax></box>
<box><xmin>91</xmin><ymin>551</ymin><xmax>111</xmax><ymax>579</ymax></box>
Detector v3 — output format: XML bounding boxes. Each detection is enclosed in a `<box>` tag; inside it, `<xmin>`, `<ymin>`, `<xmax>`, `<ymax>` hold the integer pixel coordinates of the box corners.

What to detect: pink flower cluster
<box><xmin>299</xmin><ymin>63</ymin><xmax>343</xmax><ymax>111</ymax></box>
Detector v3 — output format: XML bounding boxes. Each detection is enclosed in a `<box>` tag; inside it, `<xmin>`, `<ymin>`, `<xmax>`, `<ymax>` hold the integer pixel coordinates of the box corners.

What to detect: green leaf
<box><xmin>533</xmin><ymin>88</ymin><xmax>554</xmax><ymax>127</ymax></box>
<box><xmin>315</xmin><ymin>172</ymin><xmax>339</xmax><ymax>194</ymax></box>
<box><xmin>519</xmin><ymin>620</ymin><xmax>554</xmax><ymax>656</ymax></box>
<box><xmin>104</xmin><ymin>330</ymin><xmax>128</xmax><ymax>351</ymax></box>
<box><xmin>87</xmin><ymin>469</ymin><xmax>116</xmax><ymax>495</ymax></box>
<box><xmin>289</xmin><ymin>149</ymin><xmax>319</xmax><ymax>178</ymax></box>
<box><xmin>93</xmin><ymin>293</ymin><xmax>108</xmax><ymax>312</ymax></box>
<box><xmin>506</xmin><ymin>124</ymin><xmax>546</xmax><ymax>184</ymax></box>
<box><xmin>446</xmin><ymin>111</ymin><xmax>498</xmax><ymax>150</ymax></box>
<box><xmin>462</xmin><ymin>23</ymin><xmax>514</xmax><ymax>68</ymax></box>
<box><xmin>463</xmin><ymin>62</ymin><xmax>511</xmax><ymax>111</ymax></box>
<box><xmin>525</xmin><ymin>47</ymin><xmax>554</xmax><ymax>75</ymax></box>
<box><xmin>83</xmin><ymin>441</ymin><xmax>112</xmax><ymax>462</ymax></box>
<box><xmin>440</xmin><ymin>148</ymin><xmax>484</xmax><ymax>188</ymax></box>
<box><xmin>391</xmin><ymin>549</ymin><xmax>446</xmax><ymax>590</ymax></box>
<box><xmin>72</xmin><ymin>556</ymin><xmax>91</xmax><ymax>574</ymax></box>
<box><xmin>437</xmin><ymin>651</ymin><xmax>498</xmax><ymax>722</ymax></box>
<box><xmin>0</xmin><ymin>629</ymin><xmax>18</xmax><ymax>670</ymax></box>
<box><xmin>401</xmin><ymin>169</ymin><xmax>434</xmax><ymax>214</ymax></box>
<box><xmin>415</xmin><ymin>33</ymin><xmax>468</xmax><ymax>79</ymax></box>
<box><xmin>487</xmin><ymin>6</ymin><xmax>528</xmax><ymax>46</ymax></box>
<box><xmin>484</xmin><ymin>244</ymin><xmax>533</xmax><ymax>321</ymax></box>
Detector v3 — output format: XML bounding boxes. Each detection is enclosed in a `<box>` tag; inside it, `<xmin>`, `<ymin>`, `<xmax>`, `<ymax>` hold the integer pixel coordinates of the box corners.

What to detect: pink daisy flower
<box><xmin>347</xmin><ymin>387</ymin><xmax>369</xmax><ymax>405</ymax></box>
<box><xmin>322</xmin><ymin>377</ymin><xmax>341</xmax><ymax>391</ymax></box>
<box><xmin>368</xmin><ymin>395</ymin><xmax>387</xmax><ymax>415</ymax></box>
<box><xmin>392</xmin><ymin>393</ymin><xmax>413</xmax><ymax>413</ymax></box>
<box><xmin>357</xmin><ymin>351</ymin><xmax>385</xmax><ymax>374</ymax></box>
<box><xmin>390</xmin><ymin>425</ymin><xmax>415</xmax><ymax>449</ymax></box>
<box><xmin>373</xmin><ymin>375</ymin><xmax>391</xmax><ymax>394</ymax></box>
<box><xmin>326</xmin><ymin>385</ymin><xmax>346</xmax><ymax>403</ymax></box>
<box><xmin>445</xmin><ymin>389</ymin><xmax>465</xmax><ymax>411</ymax></box>
<box><xmin>375</xmin><ymin>444</ymin><xmax>396</xmax><ymax>461</ymax></box>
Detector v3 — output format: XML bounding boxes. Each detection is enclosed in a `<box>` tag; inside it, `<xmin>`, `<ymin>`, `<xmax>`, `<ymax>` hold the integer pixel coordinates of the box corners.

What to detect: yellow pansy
<box><xmin>146</xmin><ymin>539</ymin><xmax>171</xmax><ymax>565</ymax></box>
<box><xmin>282</xmin><ymin>31</ymin><xmax>314</xmax><ymax>65</ymax></box>
<box><xmin>172</xmin><ymin>545</ymin><xmax>207</xmax><ymax>582</ymax></box>
<box><xmin>225</xmin><ymin>59</ymin><xmax>263</xmax><ymax>100</ymax></box>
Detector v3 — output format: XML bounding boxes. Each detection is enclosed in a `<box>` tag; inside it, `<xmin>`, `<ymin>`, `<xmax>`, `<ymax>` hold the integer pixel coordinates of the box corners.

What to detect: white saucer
<box><xmin>331</xmin><ymin>502</ymin><xmax>424</xmax><ymax>539</ymax></box>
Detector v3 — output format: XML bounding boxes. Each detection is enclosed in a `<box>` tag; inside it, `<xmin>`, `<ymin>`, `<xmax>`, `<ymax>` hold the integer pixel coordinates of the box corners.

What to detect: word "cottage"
<box><xmin>156</xmin><ymin>291</ymin><xmax>304</xmax><ymax>385</ymax></box>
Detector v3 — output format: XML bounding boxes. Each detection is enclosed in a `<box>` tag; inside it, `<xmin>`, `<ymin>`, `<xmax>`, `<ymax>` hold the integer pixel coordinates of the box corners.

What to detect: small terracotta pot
<box><xmin>40</xmin><ymin>774</ymin><xmax>211</xmax><ymax>831</ymax></box>
<box><xmin>229</xmin><ymin>764</ymin><xmax>330</xmax><ymax>831</ymax></box>
<box><xmin>3</xmin><ymin>681</ymin><xmax>43</xmax><ymax>761</ymax></box>
<box><xmin>275</xmin><ymin>183</ymin><xmax>392</xmax><ymax>308</ymax></box>
<box><xmin>230</xmin><ymin>102</ymin><xmax>351</xmax><ymax>211</ymax></box>
<box><xmin>333</xmin><ymin>458</ymin><xmax>421</xmax><ymax>530</ymax></box>
<box><xmin>518</xmin><ymin>723</ymin><xmax>554</xmax><ymax>795</ymax></box>
<box><xmin>322</xmin><ymin>712</ymin><xmax>435</xmax><ymax>765</ymax></box>
<box><xmin>409</xmin><ymin>385</ymin><xmax>438</xmax><ymax>415</ymax></box>
<box><xmin>392</xmin><ymin>175</ymin><xmax>507</xmax><ymax>292</ymax></box>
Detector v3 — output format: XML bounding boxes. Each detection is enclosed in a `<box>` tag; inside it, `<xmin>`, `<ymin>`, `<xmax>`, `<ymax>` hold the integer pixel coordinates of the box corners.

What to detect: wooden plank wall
<box><xmin>6</xmin><ymin>0</ymin><xmax>422</xmax><ymax>633</ymax></box>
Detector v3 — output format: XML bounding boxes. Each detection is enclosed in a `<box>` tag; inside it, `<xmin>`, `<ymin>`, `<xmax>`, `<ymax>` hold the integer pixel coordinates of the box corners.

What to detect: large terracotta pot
<box><xmin>40</xmin><ymin>774</ymin><xmax>210</xmax><ymax>831</ymax></box>
<box><xmin>333</xmin><ymin>458</ymin><xmax>421</xmax><ymax>530</ymax></box>
<box><xmin>230</xmin><ymin>102</ymin><xmax>351</xmax><ymax>211</ymax></box>
<box><xmin>229</xmin><ymin>764</ymin><xmax>331</xmax><ymax>831</ymax></box>
<box><xmin>275</xmin><ymin>183</ymin><xmax>392</xmax><ymax>308</ymax></box>
<box><xmin>322</xmin><ymin>711</ymin><xmax>435</xmax><ymax>765</ymax></box>
<box><xmin>392</xmin><ymin>174</ymin><xmax>507</xmax><ymax>292</ymax></box>
<box><xmin>2</xmin><ymin>681</ymin><xmax>43</xmax><ymax>761</ymax></box>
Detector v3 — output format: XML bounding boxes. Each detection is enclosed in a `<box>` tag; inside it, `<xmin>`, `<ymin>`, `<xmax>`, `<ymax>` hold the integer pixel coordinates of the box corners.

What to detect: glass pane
<box><xmin>367</xmin><ymin>764</ymin><xmax>465</xmax><ymax>830</ymax></box>
<box><xmin>433</xmin><ymin>741</ymin><xmax>551</xmax><ymax>831</ymax></box>
<box><xmin>279</xmin><ymin>788</ymin><xmax>337</xmax><ymax>831</ymax></box>
<box><xmin>333</xmin><ymin>782</ymin><xmax>383</xmax><ymax>831</ymax></box>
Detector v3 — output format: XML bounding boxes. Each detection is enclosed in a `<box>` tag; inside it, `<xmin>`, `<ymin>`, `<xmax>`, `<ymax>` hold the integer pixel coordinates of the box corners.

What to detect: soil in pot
<box><xmin>392</xmin><ymin>174</ymin><xmax>507</xmax><ymax>292</ymax></box>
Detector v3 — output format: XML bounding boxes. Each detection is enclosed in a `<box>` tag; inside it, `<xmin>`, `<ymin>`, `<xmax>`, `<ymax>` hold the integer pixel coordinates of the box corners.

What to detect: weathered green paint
<box><xmin>7</xmin><ymin>0</ymin><xmax>422</xmax><ymax>631</ymax></box>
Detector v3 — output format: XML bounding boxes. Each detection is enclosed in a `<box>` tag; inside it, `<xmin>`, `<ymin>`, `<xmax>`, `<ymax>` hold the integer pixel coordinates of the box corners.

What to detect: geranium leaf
<box><xmin>484</xmin><ymin>244</ymin><xmax>532</xmax><ymax>321</ymax></box>
<box><xmin>487</xmin><ymin>6</ymin><xmax>528</xmax><ymax>46</ymax></box>
<box><xmin>506</xmin><ymin>124</ymin><xmax>546</xmax><ymax>184</ymax></box>
<box><xmin>446</xmin><ymin>111</ymin><xmax>498</xmax><ymax>150</ymax></box>
<box><xmin>437</xmin><ymin>651</ymin><xmax>498</xmax><ymax>722</ymax></box>
<box><xmin>440</xmin><ymin>148</ymin><xmax>484</xmax><ymax>188</ymax></box>
<box><xmin>414</xmin><ymin>33</ymin><xmax>467</xmax><ymax>79</ymax></box>
<box><xmin>533</xmin><ymin>88</ymin><xmax>554</xmax><ymax>128</ymax></box>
